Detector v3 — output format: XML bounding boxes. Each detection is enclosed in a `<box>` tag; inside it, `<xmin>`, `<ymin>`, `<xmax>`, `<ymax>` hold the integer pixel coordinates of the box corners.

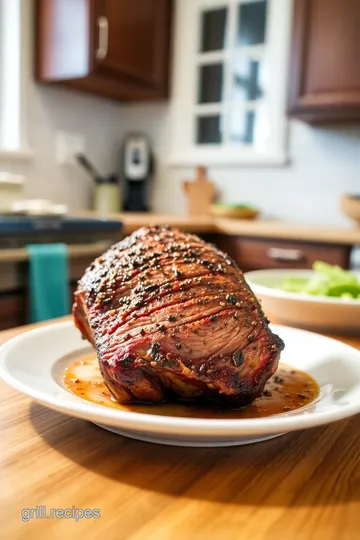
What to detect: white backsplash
<box><xmin>120</xmin><ymin>103</ymin><xmax>360</xmax><ymax>226</ymax></box>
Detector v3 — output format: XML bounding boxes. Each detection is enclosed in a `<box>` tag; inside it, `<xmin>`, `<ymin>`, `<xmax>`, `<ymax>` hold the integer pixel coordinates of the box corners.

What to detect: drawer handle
<box><xmin>267</xmin><ymin>247</ymin><xmax>305</xmax><ymax>262</ymax></box>
<box><xmin>96</xmin><ymin>16</ymin><xmax>109</xmax><ymax>60</ymax></box>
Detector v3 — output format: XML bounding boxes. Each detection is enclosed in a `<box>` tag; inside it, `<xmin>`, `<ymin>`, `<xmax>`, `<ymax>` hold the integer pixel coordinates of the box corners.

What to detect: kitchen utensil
<box><xmin>340</xmin><ymin>194</ymin><xmax>360</xmax><ymax>226</ymax></box>
<box><xmin>183</xmin><ymin>166</ymin><xmax>215</xmax><ymax>216</ymax></box>
<box><xmin>93</xmin><ymin>175</ymin><xmax>121</xmax><ymax>214</ymax></box>
<box><xmin>76</xmin><ymin>154</ymin><xmax>120</xmax><ymax>213</ymax></box>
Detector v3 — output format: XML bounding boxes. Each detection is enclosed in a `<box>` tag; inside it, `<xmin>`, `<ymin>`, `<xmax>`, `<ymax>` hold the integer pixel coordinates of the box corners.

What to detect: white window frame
<box><xmin>168</xmin><ymin>0</ymin><xmax>292</xmax><ymax>167</ymax></box>
<box><xmin>0</xmin><ymin>0</ymin><xmax>31</xmax><ymax>161</ymax></box>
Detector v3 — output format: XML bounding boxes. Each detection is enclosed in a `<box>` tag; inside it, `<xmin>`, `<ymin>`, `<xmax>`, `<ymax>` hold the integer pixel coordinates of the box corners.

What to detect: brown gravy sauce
<box><xmin>63</xmin><ymin>355</ymin><xmax>319</xmax><ymax>419</ymax></box>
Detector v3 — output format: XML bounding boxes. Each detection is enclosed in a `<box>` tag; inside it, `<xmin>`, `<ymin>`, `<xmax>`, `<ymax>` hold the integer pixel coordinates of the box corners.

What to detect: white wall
<box><xmin>3</xmin><ymin>86</ymin><xmax>126</xmax><ymax>210</ymax></box>
<box><xmin>1</xmin><ymin>0</ymin><xmax>124</xmax><ymax>211</ymax></box>
<box><xmin>1</xmin><ymin>0</ymin><xmax>359</xmax><ymax>226</ymax></box>
<box><xmin>121</xmin><ymin>102</ymin><xmax>360</xmax><ymax>227</ymax></box>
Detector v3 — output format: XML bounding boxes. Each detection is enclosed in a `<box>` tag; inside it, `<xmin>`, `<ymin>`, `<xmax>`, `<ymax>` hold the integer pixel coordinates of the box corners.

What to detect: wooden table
<box><xmin>1</xmin><ymin>319</ymin><xmax>359</xmax><ymax>540</ymax></box>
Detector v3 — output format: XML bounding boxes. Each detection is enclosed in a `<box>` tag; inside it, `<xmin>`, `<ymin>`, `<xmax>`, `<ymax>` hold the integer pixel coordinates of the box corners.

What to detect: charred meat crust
<box><xmin>73</xmin><ymin>226</ymin><xmax>284</xmax><ymax>406</ymax></box>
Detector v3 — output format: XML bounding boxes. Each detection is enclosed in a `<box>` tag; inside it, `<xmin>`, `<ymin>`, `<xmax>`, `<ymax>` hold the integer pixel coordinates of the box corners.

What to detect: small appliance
<box><xmin>122</xmin><ymin>134</ymin><xmax>154</xmax><ymax>212</ymax></box>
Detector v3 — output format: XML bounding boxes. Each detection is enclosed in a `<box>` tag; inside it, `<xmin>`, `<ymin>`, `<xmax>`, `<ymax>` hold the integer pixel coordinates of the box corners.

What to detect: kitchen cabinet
<box><xmin>212</xmin><ymin>236</ymin><xmax>352</xmax><ymax>271</ymax></box>
<box><xmin>0</xmin><ymin>293</ymin><xmax>27</xmax><ymax>331</ymax></box>
<box><xmin>0</xmin><ymin>253</ymin><xmax>106</xmax><ymax>331</ymax></box>
<box><xmin>35</xmin><ymin>0</ymin><xmax>173</xmax><ymax>102</ymax></box>
<box><xmin>288</xmin><ymin>0</ymin><xmax>360</xmax><ymax>122</ymax></box>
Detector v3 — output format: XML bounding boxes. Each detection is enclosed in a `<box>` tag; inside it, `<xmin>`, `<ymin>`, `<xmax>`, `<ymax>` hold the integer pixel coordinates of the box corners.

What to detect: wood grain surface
<box><xmin>183</xmin><ymin>166</ymin><xmax>216</xmax><ymax>216</ymax></box>
<box><xmin>1</xmin><ymin>318</ymin><xmax>360</xmax><ymax>540</ymax></box>
<box><xmin>73</xmin><ymin>210</ymin><xmax>360</xmax><ymax>245</ymax></box>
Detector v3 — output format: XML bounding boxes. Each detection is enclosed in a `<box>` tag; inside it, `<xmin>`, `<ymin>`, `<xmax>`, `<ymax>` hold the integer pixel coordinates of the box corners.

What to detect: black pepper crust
<box><xmin>73</xmin><ymin>225</ymin><xmax>285</xmax><ymax>406</ymax></box>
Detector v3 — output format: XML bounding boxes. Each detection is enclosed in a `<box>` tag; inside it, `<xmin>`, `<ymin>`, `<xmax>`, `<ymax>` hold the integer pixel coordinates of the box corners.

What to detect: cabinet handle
<box><xmin>96</xmin><ymin>16</ymin><xmax>109</xmax><ymax>60</ymax></box>
<box><xmin>267</xmin><ymin>247</ymin><xmax>305</xmax><ymax>262</ymax></box>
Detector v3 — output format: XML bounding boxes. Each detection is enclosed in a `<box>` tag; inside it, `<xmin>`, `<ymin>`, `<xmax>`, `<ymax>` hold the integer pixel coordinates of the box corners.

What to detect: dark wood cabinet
<box><xmin>288</xmin><ymin>0</ymin><xmax>360</xmax><ymax>122</ymax></box>
<box><xmin>0</xmin><ymin>253</ymin><xmax>106</xmax><ymax>330</ymax></box>
<box><xmin>211</xmin><ymin>236</ymin><xmax>352</xmax><ymax>272</ymax></box>
<box><xmin>0</xmin><ymin>293</ymin><xmax>27</xmax><ymax>331</ymax></box>
<box><xmin>35</xmin><ymin>0</ymin><xmax>173</xmax><ymax>102</ymax></box>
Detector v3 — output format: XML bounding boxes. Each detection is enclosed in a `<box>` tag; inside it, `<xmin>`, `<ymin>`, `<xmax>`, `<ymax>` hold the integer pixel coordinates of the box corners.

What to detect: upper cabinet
<box><xmin>35</xmin><ymin>0</ymin><xmax>173</xmax><ymax>102</ymax></box>
<box><xmin>169</xmin><ymin>0</ymin><xmax>292</xmax><ymax>167</ymax></box>
<box><xmin>288</xmin><ymin>0</ymin><xmax>360</xmax><ymax>123</ymax></box>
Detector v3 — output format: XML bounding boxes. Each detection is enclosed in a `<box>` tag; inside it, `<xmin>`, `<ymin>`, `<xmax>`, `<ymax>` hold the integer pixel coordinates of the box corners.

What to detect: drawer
<box><xmin>213</xmin><ymin>236</ymin><xmax>352</xmax><ymax>271</ymax></box>
<box><xmin>0</xmin><ymin>292</ymin><xmax>27</xmax><ymax>330</ymax></box>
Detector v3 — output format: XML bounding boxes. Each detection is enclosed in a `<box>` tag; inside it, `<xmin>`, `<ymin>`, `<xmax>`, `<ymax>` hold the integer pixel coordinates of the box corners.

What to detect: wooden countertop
<box><xmin>74</xmin><ymin>211</ymin><xmax>360</xmax><ymax>245</ymax></box>
<box><xmin>1</xmin><ymin>319</ymin><xmax>360</xmax><ymax>539</ymax></box>
<box><xmin>214</xmin><ymin>218</ymin><xmax>360</xmax><ymax>245</ymax></box>
<box><xmin>75</xmin><ymin>211</ymin><xmax>215</xmax><ymax>234</ymax></box>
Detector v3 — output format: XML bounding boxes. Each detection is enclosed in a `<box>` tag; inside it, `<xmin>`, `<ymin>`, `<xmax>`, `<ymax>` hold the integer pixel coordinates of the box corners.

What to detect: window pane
<box><xmin>197</xmin><ymin>115</ymin><xmax>222</xmax><ymax>144</ymax></box>
<box><xmin>237</xmin><ymin>1</ymin><xmax>267</xmax><ymax>46</ymax></box>
<box><xmin>233</xmin><ymin>57</ymin><xmax>263</xmax><ymax>101</ymax></box>
<box><xmin>201</xmin><ymin>8</ymin><xmax>227</xmax><ymax>52</ymax></box>
<box><xmin>230</xmin><ymin>108</ymin><xmax>256</xmax><ymax>144</ymax></box>
<box><xmin>198</xmin><ymin>63</ymin><xmax>224</xmax><ymax>104</ymax></box>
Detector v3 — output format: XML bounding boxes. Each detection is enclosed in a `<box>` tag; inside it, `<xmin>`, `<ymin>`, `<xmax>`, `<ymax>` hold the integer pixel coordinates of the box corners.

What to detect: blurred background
<box><xmin>0</xmin><ymin>0</ymin><xmax>359</xmax><ymax>329</ymax></box>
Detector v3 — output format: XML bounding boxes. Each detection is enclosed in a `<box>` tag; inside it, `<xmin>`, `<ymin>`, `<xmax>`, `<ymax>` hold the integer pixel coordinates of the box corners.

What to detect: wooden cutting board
<box><xmin>183</xmin><ymin>166</ymin><xmax>216</xmax><ymax>216</ymax></box>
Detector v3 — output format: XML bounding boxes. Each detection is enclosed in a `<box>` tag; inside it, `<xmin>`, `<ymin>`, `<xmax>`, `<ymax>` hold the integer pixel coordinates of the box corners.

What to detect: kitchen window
<box><xmin>169</xmin><ymin>0</ymin><xmax>292</xmax><ymax>166</ymax></box>
<box><xmin>0</xmin><ymin>0</ymin><xmax>29</xmax><ymax>159</ymax></box>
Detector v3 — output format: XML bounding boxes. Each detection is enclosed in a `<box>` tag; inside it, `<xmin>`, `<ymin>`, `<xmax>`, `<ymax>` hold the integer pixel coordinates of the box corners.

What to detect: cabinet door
<box><xmin>0</xmin><ymin>293</ymin><xmax>27</xmax><ymax>331</ymax></box>
<box><xmin>93</xmin><ymin>0</ymin><xmax>172</xmax><ymax>98</ymax></box>
<box><xmin>288</xmin><ymin>0</ymin><xmax>360</xmax><ymax>122</ymax></box>
<box><xmin>212</xmin><ymin>235</ymin><xmax>352</xmax><ymax>271</ymax></box>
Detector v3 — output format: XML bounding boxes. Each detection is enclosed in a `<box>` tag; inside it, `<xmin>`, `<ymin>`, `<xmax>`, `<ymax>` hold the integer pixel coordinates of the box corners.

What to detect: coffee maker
<box><xmin>122</xmin><ymin>134</ymin><xmax>154</xmax><ymax>212</ymax></box>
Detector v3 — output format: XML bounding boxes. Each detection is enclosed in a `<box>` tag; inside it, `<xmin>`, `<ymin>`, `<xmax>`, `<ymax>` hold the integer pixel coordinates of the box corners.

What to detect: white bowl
<box><xmin>245</xmin><ymin>269</ymin><xmax>360</xmax><ymax>334</ymax></box>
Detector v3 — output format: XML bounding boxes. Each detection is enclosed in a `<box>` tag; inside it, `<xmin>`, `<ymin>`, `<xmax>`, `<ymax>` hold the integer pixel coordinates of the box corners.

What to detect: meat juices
<box><xmin>64</xmin><ymin>357</ymin><xmax>319</xmax><ymax>418</ymax></box>
<box><xmin>73</xmin><ymin>226</ymin><xmax>284</xmax><ymax>407</ymax></box>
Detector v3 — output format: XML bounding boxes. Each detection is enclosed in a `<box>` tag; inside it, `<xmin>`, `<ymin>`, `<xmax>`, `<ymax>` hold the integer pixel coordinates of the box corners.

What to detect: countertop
<box><xmin>74</xmin><ymin>211</ymin><xmax>360</xmax><ymax>245</ymax></box>
<box><xmin>1</xmin><ymin>318</ymin><xmax>360</xmax><ymax>540</ymax></box>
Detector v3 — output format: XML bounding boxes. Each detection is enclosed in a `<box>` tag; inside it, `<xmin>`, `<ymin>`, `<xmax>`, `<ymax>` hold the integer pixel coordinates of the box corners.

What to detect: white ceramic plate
<box><xmin>245</xmin><ymin>269</ymin><xmax>360</xmax><ymax>333</ymax></box>
<box><xmin>0</xmin><ymin>321</ymin><xmax>360</xmax><ymax>447</ymax></box>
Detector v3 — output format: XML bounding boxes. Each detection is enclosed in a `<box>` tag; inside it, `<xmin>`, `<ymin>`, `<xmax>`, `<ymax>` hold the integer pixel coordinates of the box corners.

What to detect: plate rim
<box><xmin>0</xmin><ymin>321</ymin><xmax>360</xmax><ymax>437</ymax></box>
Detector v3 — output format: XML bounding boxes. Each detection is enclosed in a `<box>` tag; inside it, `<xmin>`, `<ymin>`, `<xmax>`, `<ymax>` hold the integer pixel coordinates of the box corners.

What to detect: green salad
<box><xmin>280</xmin><ymin>261</ymin><xmax>360</xmax><ymax>299</ymax></box>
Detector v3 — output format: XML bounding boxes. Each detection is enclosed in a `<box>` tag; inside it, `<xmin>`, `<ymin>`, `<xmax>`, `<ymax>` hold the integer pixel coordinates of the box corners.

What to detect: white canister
<box><xmin>0</xmin><ymin>173</ymin><xmax>24</xmax><ymax>212</ymax></box>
